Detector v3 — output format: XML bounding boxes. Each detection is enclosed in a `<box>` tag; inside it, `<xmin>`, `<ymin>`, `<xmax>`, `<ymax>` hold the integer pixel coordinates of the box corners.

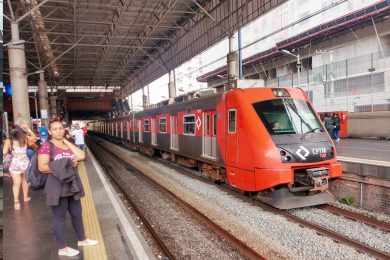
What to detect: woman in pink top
<box><xmin>38</xmin><ymin>118</ymin><xmax>98</xmax><ymax>257</ymax></box>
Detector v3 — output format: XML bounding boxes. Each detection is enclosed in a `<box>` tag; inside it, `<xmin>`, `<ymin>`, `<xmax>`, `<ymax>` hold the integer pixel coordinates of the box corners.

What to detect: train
<box><xmin>90</xmin><ymin>87</ymin><xmax>342</xmax><ymax>209</ymax></box>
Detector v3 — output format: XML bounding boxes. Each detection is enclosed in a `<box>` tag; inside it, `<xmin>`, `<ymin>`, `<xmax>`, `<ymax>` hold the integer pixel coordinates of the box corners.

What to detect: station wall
<box><xmin>347</xmin><ymin>111</ymin><xmax>390</xmax><ymax>139</ymax></box>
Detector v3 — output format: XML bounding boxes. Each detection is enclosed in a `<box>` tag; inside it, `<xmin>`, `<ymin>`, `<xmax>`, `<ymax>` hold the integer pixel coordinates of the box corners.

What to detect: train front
<box><xmin>237</xmin><ymin>87</ymin><xmax>342</xmax><ymax>209</ymax></box>
<box><xmin>253</xmin><ymin>88</ymin><xmax>342</xmax><ymax>209</ymax></box>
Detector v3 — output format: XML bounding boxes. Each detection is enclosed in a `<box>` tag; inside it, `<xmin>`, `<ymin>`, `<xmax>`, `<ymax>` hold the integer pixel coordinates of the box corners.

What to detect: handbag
<box><xmin>3</xmin><ymin>153</ymin><xmax>13</xmax><ymax>173</ymax></box>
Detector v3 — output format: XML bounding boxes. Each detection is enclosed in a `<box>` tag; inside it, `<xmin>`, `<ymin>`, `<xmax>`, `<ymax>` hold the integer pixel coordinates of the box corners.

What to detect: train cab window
<box><xmin>144</xmin><ymin>119</ymin><xmax>151</xmax><ymax>132</ymax></box>
<box><xmin>253</xmin><ymin>98</ymin><xmax>322</xmax><ymax>135</ymax></box>
<box><xmin>159</xmin><ymin>118</ymin><xmax>167</xmax><ymax>133</ymax></box>
<box><xmin>183</xmin><ymin>115</ymin><xmax>196</xmax><ymax>135</ymax></box>
<box><xmin>228</xmin><ymin>109</ymin><xmax>237</xmax><ymax>133</ymax></box>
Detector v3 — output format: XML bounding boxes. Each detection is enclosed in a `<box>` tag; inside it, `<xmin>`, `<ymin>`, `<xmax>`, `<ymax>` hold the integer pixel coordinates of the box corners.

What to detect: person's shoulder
<box><xmin>38</xmin><ymin>141</ymin><xmax>51</xmax><ymax>154</ymax></box>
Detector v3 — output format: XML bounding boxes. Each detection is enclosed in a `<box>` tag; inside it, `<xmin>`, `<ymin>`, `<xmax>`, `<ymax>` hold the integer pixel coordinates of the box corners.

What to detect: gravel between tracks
<box><xmin>93</xmin><ymin>142</ymin><xmax>245</xmax><ymax>260</ymax></box>
<box><xmin>98</xmin><ymin>138</ymin><xmax>377</xmax><ymax>260</ymax></box>
<box><xmin>331</xmin><ymin>201</ymin><xmax>390</xmax><ymax>224</ymax></box>
<box><xmin>290</xmin><ymin>207</ymin><xmax>390</xmax><ymax>253</ymax></box>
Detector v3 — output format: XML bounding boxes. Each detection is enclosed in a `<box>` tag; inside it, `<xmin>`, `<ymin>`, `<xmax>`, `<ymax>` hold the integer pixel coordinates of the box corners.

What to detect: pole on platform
<box><xmin>34</xmin><ymin>91</ymin><xmax>38</xmax><ymax>119</ymax></box>
<box><xmin>168</xmin><ymin>70</ymin><xmax>177</xmax><ymax>104</ymax></box>
<box><xmin>227</xmin><ymin>34</ymin><xmax>238</xmax><ymax>90</ymax></box>
<box><xmin>238</xmin><ymin>29</ymin><xmax>243</xmax><ymax>79</ymax></box>
<box><xmin>8</xmin><ymin>21</ymin><xmax>31</xmax><ymax>125</ymax></box>
<box><xmin>38</xmin><ymin>71</ymin><xmax>50</xmax><ymax>126</ymax></box>
<box><xmin>50</xmin><ymin>93</ymin><xmax>58</xmax><ymax>118</ymax></box>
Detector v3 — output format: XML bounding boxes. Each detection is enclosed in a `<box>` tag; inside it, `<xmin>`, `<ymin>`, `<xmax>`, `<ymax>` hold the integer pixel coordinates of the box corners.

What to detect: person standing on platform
<box><xmin>3</xmin><ymin>127</ymin><xmax>31</xmax><ymax>210</ymax></box>
<box><xmin>71</xmin><ymin>123</ymin><xmax>86</xmax><ymax>150</ymax></box>
<box><xmin>332</xmin><ymin>113</ymin><xmax>341</xmax><ymax>143</ymax></box>
<box><xmin>19</xmin><ymin>122</ymin><xmax>39</xmax><ymax>159</ymax></box>
<box><xmin>323</xmin><ymin>113</ymin><xmax>334</xmax><ymax>137</ymax></box>
<box><xmin>38</xmin><ymin>118</ymin><xmax>98</xmax><ymax>257</ymax></box>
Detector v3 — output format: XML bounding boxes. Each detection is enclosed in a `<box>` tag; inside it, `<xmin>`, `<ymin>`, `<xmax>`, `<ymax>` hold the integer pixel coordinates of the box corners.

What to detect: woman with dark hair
<box><xmin>3</xmin><ymin>127</ymin><xmax>31</xmax><ymax>210</ymax></box>
<box><xmin>38</xmin><ymin>118</ymin><xmax>97</xmax><ymax>257</ymax></box>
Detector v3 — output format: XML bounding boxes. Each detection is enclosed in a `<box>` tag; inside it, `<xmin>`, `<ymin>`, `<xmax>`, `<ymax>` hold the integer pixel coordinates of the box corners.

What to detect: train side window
<box><xmin>159</xmin><ymin>118</ymin><xmax>167</xmax><ymax>133</ymax></box>
<box><xmin>213</xmin><ymin>114</ymin><xmax>217</xmax><ymax>136</ymax></box>
<box><xmin>183</xmin><ymin>115</ymin><xmax>196</xmax><ymax>135</ymax></box>
<box><xmin>144</xmin><ymin>119</ymin><xmax>150</xmax><ymax>132</ymax></box>
<box><xmin>228</xmin><ymin>109</ymin><xmax>237</xmax><ymax>133</ymax></box>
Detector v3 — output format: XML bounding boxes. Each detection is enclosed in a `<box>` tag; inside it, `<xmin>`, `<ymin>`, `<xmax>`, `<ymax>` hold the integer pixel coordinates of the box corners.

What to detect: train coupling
<box><xmin>306</xmin><ymin>167</ymin><xmax>329</xmax><ymax>191</ymax></box>
<box><xmin>292</xmin><ymin>167</ymin><xmax>329</xmax><ymax>192</ymax></box>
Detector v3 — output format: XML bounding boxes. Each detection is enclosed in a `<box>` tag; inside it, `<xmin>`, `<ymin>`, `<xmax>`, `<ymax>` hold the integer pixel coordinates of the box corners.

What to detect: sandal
<box><xmin>14</xmin><ymin>202</ymin><xmax>21</xmax><ymax>210</ymax></box>
<box><xmin>24</xmin><ymin>197</ymin><xmax>31</xmax><ymax>202</ymax></box>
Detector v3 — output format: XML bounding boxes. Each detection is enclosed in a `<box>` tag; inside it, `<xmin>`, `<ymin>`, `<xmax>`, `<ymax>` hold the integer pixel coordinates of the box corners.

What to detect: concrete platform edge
<box><xmin>87</xmin><ymin>148</ymin><xmax>156</xmax><ymax>260</ymax></box>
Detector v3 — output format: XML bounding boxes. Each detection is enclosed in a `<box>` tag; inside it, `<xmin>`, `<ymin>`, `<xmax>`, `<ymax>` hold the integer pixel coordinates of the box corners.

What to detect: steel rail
<box><xmin>257</xmin><ymin>203</ymin><xmax>390</xmax><ymax>260</ymax></box>
<box><xmin>93</xmin><ymin>135</ymin><xmax>390</xmax><ymax>260</ymax></box>
<box><xmin>91</xmin><ymin>137</ymin><xmax>266</xmax><ymax>260</ymax></box>
<box><xmin>318</xmin><ymin>204</ymin><xmax>390</xmax><ymax>233</ymax></box>
<box><xmin>89</xmin><ymin>141</ymin><xmax>176</xmax><ymax>260</ymax></box>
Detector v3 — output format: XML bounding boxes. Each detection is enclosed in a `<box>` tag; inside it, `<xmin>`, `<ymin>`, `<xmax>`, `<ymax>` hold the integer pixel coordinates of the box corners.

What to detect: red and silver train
<box><xmin>90</xmin><ymin>87</ymin><xmax>342</xmax><ymax>209</ymax></box>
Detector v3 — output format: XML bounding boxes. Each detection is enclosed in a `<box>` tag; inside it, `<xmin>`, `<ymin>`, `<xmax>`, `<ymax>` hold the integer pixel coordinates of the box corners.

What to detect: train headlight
<box><xmin>272</xmin><ymin>88</ymin><xmax>290</xmax><ymax>97</ymax></box>
<box><xmin>280</xmin><ymin>149</ymin><xmax>293</xmax><ymax>162</ymax></box>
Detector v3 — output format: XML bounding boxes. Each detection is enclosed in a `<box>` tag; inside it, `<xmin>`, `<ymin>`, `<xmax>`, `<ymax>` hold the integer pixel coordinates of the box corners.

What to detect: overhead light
<box><xmin>281</xmin><ymin>49</ymin><xmax>291</xmax><ymax>55</ymax></box>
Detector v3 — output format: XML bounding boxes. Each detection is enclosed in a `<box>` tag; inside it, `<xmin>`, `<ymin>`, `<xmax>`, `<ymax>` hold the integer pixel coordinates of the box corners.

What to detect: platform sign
<box><xmin>41</xmin><ymin>109</ymin><xmax>48</xmax><ymax>119</ymax></box>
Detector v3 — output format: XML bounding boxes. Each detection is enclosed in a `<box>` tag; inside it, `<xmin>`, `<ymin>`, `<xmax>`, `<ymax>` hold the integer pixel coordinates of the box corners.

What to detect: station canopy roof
<box><xmin>3</xmin><ymin>0</ymin><xmax>286</xmax><ymax>96</ymax></box>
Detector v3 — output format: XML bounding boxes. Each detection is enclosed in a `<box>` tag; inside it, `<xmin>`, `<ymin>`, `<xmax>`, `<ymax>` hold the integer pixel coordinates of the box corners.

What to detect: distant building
<box><xmin>197</xmin><ymin>0</ymin><xmax>390</xmax><ymax>112</ymax></box>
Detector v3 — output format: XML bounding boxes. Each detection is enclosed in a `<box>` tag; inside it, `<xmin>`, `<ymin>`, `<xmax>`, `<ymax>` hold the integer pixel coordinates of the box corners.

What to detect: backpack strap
<box><xmin>48</xmin><ymin>141</ymin><xmax>55</xmax><ymax>162</ymax></box>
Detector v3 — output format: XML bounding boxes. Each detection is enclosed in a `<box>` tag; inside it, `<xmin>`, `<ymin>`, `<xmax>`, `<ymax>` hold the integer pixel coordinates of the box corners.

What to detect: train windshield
<box><xmin>253</xmin><ymin>98</ymin><xmax>322</xmax><ymax>135</ymax></box>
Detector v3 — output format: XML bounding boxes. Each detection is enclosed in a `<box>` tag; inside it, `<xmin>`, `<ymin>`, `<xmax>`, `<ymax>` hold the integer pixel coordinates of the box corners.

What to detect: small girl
<box><xmin>3</xmin><ymin>128</ymin><xmax>31</xmax><ymax>210</ymax></box>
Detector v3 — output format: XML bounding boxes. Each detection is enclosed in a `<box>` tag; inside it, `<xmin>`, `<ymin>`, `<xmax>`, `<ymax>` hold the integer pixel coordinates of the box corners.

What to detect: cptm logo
<box><xmin>296</xmin><ymin>145</ymin><xmax>310</xmax><ymax>160</ymax></box>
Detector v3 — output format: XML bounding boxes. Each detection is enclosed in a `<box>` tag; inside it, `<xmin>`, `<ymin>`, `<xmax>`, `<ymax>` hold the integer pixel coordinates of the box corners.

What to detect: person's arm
<box><xmin>20</xmin><ymin>123</ymin><xmax>37</xmax><ymax>138</ymax></box>
<box><xmin>38</xmin><ymin>154</ymin><xmax>52</xmax><ymax>174</ymax></box>
<box><xmin>3</xmin><ymin>139</ymin><xmax>11</xmax><ymax>155</ymax></box>
<box><xmin>64</xmin><ymin>138</ymin><xmax>85</xmax><ymax>161</ymax></box>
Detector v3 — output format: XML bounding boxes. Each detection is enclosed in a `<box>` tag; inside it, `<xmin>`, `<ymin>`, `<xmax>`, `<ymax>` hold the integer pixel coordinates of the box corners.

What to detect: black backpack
<box><xmin>27</xmin><ymin>142</ymin><xmax>54</xmax><ymax>190</ymax></box>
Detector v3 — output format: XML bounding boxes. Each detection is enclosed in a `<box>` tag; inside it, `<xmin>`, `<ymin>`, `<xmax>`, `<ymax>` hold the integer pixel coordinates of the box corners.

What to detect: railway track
<box><xmin>159</xmin><ymin>157</ymin><xmax>390</xmax><ymax>259</ymax></box>
<box><xmin>93</xmin><ymin>149</ymin><xmax>176</xmax><ymax>260</ymax></box>
<box><xmin>93</xmin><ymin>136</ymin><xmax>390</xmax><ymax>259</ymax></box>
<box><xmin>318</xmin><ymin>204</ymin><xmax>390</xmax><ymax>233</ymax></box>
<box><xmin>90</xmin><ymin>138</ymin><xmax>265</xmax><ymax>260</ymax></box>
<box><xmin>264</xmin><ymin>204</ymin><xmax>390</xmax><ymax>260</ymax></box>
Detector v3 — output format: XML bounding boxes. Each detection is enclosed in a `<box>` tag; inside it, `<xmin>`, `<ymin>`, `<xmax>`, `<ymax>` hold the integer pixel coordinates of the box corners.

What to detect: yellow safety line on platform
<box><xmin>78</xmin><ymin>162</ymin><xmax>108</xmax><ymax>260</ymax></box>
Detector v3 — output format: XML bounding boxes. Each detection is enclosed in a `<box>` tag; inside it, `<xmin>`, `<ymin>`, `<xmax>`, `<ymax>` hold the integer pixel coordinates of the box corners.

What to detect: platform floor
<box><xmin>336</xmin><ymin>138</ymin><xmax>390</xmax><ymax>162</ymax></box>
<box><xmin>3</xmin><ymin>152</ymin><xmax>152</xmax><ymax>260</ymax></box>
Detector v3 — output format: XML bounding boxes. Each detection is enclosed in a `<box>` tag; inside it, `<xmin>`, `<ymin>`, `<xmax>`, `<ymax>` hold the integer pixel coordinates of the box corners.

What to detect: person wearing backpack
<box><xmin>3</xmin><ymin>127</ymin><xmax>32</xmax><ymax>210</ymax></box>
<box><xmin>38</xmin><ymin>118</ymin><xmax>98</xmax><ymax>257</ymax></box>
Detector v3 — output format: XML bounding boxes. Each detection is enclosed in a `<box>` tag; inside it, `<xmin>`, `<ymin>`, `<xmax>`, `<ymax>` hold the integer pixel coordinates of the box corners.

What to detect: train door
<box><xmin>127</xmin><ymin>120</ymin><xmax>131</xmax><ymax>141</ymax></box>
<box><xmin>120</xmin><ymin>121</ymin><xmax>123</xmax><ymax>139</ymax></box>
<box><xmin>170</xmin><ymin>115</ymin><xmax>179</xmax><ymax>150</ymax></box>
<box><xmin>202</xmin><ymin>111</ymin><xmax>217</xmax><ymax>159</ymax></box>
<box><xmin>226</xmin><ymin>109</ymin><xmax>238</xmax><ymax>164</ymax></box>
<box><xmin>151</xmin><ymin>118</ymin><xmax>157</xmax><ymax>146</ymax></box>
<box><xmin>138</xmin><ymin>120</ymin><xmax>143</xmax><ymax>143</ymax></box>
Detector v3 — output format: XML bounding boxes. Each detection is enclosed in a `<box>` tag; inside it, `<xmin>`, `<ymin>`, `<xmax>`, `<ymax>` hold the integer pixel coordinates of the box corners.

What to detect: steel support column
<box><xmin>38</xmin><ymin>71</ymin><xmax>50</xmax><ymax>126</ymax></box>
<box><xmin>227</xmin><ymin>34</ymin><xmax>238</xmax><ymax>90</ymax></box>
<box><xmin>8</xmin><ymin>21</ymin><xmax>31</xmax><ymax>125</ymax></box>
<box><xmin>168</xmin><ymin>70</ymin><xmax>177</xmax><ymax>104</ymax></box>
<box><xmin>50</xmin><ymin>94</ymin><xmax>58</xmax><ymax>117</ymax></box>
<box><xmin>142</xmin><ymin>87</ymin><xmax>148</xmax><ymax>109</ymax></box>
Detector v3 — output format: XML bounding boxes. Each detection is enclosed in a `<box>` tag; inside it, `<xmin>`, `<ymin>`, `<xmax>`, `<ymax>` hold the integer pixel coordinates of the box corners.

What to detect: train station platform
<box><xmin>336</xmin><ymin>138</ymin><xmax>390</xmax><ymax>163</ymax></box>
<box><xmin>3</xmin><ymin>151</ymin><xmax>154</xmax><ymax>260</ymax></box>
<box><xmin>335</xmin><ymin>138</ymin><xmax>390</xmax><ymax>181</ymax></box>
